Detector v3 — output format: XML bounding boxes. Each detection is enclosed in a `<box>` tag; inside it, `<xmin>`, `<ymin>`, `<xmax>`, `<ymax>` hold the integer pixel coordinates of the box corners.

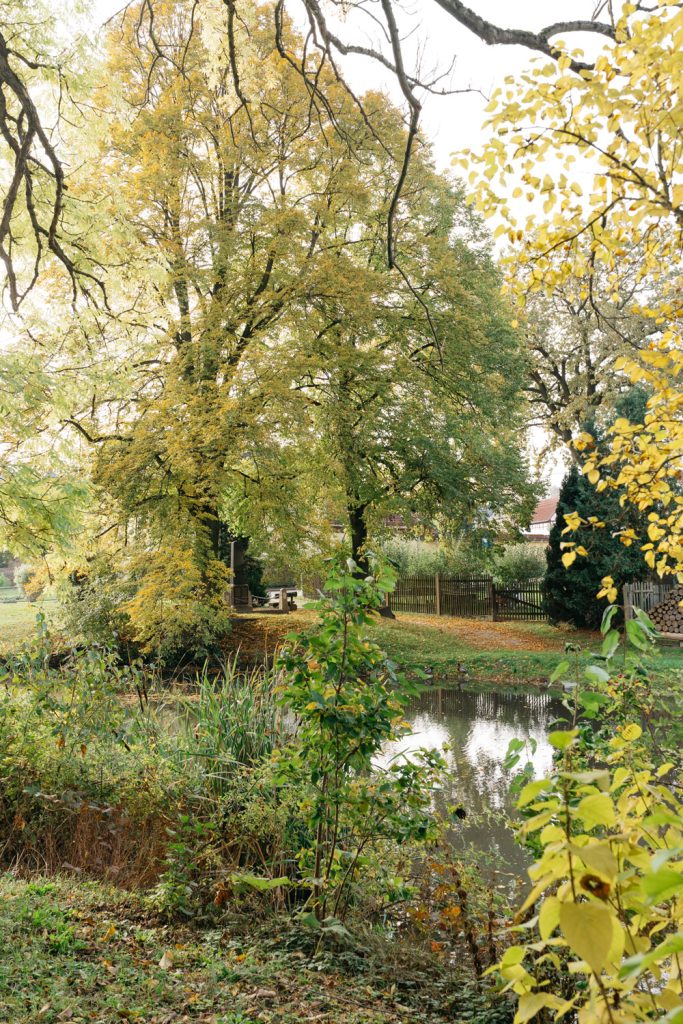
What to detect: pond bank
<box><xmin>0</xmin><ymin>873</ymin><xmax>489</xmax><ymax>1024</ymax></box>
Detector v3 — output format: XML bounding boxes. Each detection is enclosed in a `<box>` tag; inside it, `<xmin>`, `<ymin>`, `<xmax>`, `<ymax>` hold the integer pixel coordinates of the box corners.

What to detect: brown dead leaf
<box><xmin>158</xmin><ymin>949</ymin><xmax>174</xmax><ymax>970</ymax></box>
<box><xmin>247</xmin><ymin>988</ymin><xmax>277</xmax><ymax>1001</ymax></box>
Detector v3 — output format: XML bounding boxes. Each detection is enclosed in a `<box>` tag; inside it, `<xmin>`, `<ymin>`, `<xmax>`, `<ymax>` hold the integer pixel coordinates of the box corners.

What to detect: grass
<box><xmin>366</xmin><ymin>613</ymin><xmax>683</xmax><ymax>687</ymax></box>
<box><xmin>0</xmin><ymin>873</ymin><xmax>474</xmax><ymax>1024</ymax></box>
<box><xmin>0</xmin><ymin>598</ymin><xmax>52</xmax><ymax>649</ymax></box>
<box><xmin>4</xmin><ymin>598</ymin><xmax>681</xmax><ymax>688</ymax></box>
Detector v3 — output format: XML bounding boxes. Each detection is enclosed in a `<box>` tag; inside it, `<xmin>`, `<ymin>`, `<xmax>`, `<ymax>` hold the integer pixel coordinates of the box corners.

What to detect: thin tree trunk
<box><xmin>347</xmin><ymin>498</ymin><xmax>395</xmax><ymax>618</ymax></box>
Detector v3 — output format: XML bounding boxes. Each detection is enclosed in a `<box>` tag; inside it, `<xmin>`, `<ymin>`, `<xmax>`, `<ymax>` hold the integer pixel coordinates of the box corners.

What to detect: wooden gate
<box><xmin>388</xmin><ymin>574</ymin><xmax>547</xmax><ymax>622</ymax></box>
<box><xmin>492</xmin><ymin>581</ymin><xmax>546</xmax><ymax>621</ymax></box>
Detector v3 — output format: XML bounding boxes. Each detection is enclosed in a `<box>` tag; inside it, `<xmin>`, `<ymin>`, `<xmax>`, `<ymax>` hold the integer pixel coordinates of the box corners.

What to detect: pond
<box><xmin>381</xmin><ymin>685</ymin><xmax>566</xmax><ymax>884</ymax></box>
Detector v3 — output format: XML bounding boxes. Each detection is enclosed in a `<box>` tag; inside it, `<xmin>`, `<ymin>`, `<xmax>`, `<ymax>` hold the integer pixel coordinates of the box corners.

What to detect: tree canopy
<box><xmin>458</xmin><ymin>1</ymin><xmax>683</xmax><ymax>579</ymax></box>
<box><xmin>20</xmin><ymin>0</ymin><xmax>533</xmax><ymax>653</ymax></box>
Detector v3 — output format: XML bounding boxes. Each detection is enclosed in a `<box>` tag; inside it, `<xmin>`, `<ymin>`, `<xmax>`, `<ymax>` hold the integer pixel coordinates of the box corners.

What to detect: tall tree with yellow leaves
<box><xmin>62</xmin><ymin>0</ymin><xmax>533</xmax><ymax>656</ymax></box>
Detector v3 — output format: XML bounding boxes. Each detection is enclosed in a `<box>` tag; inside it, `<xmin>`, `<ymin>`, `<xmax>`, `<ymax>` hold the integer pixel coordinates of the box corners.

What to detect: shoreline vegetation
<box><xmin>4</xmin><ymin>599</ymin><xmax>681</xmax><ymax>689</ymax></box>
<box><xmin>0</xmin><ymin>569</ymin><xmax>681</xmax><ymax>1024</ymax></box>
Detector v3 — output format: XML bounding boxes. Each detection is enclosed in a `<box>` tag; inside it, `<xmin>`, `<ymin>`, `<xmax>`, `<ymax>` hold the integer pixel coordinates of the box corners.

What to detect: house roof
<box><xmin>531</xmin><ymin>495</ymin><xmax>559</xmax><ymax>525</ymax></box>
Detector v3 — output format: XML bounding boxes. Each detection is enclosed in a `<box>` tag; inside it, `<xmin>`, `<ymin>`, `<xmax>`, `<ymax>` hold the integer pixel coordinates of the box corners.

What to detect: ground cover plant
<box><xmin>0</xmin><ymin>873</ymin><xmax>474</xmax><ymax>1024</ymax></box>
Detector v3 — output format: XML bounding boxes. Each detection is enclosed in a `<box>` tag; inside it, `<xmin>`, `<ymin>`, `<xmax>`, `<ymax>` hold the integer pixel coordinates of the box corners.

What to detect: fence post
<box><xmin>489</xmin><ymin>579</ymin><xmax>497</xmax><ymax>621</ymax></box>
<box><xmin>435</xmin><ymin>573</ymin><xmax>441</xmax><ymax>616</ymax></box>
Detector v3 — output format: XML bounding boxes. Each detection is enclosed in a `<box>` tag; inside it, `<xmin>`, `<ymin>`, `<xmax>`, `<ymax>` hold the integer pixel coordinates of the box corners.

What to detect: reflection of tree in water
<box><xmin>381</xmin><ymin>687</ymin><xmax>565</xmax><ymax>881</ymax></box>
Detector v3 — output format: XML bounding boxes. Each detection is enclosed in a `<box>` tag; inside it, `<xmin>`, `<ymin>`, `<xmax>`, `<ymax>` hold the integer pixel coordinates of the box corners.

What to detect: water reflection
<box><xmin>382</xmin><ymin>686</ymin><xmax>565</xmax><ymax>881</ymax></box>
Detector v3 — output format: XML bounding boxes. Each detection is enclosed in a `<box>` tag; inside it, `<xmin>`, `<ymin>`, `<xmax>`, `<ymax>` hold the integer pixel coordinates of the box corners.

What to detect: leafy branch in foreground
<box><xmin>494</xmin><ymin>610</ymin><xmax>683</xmax><ymax>1024</ymax></box>
<box><xmin>274</xmin><ymin>557</ymin><xmax>444</xmax><ymax>924</ymax></box>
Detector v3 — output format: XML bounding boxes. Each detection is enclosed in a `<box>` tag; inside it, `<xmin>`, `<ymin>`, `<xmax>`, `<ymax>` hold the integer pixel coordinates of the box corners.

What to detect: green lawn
<box><xmin>366</xmin><ymin>613</ymin><xmax>683</xmax><ymax>688</ymax></box>
<box><xmin>0</xmin><ymin>597</ymin><xmax>56</xmax><ymax>651</ymax></box>
<box><xmin>0</xmin><ymin>873</ymin><xmax>466</xmax><ymax>1024</ymax></box>
<box><xmin>3</xmin><ymin>598</ymin><xmax>681</xmax><ymax>689</ymax></box>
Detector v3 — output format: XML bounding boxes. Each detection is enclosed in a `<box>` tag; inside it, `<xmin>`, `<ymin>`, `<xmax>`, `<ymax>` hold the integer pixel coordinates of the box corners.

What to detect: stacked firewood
<box><xmin>649</xmin><ymin>586</ymin><xmax>683</xmax><ymax>634</ymax></box>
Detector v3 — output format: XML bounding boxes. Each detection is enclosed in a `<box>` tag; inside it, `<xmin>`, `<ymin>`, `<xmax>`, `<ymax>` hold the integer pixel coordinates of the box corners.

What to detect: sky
<box><xmin>89</xmin><ymin>0</ymin><xmax>592</xmax><ymax>487</ymax></box>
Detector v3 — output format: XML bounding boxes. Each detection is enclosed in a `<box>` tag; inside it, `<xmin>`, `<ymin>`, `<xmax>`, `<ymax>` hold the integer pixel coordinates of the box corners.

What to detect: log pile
<box><xmin>649</xmin><ymin>586</ymin><xmax>683</xmax><ymax>635</ymax></box>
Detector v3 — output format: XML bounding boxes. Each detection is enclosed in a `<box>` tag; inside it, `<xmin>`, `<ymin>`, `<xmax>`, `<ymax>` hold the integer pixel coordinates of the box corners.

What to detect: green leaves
<box><xmin>548</xmin><ymin>729</ymin><xmax>577</xmax><ymax>751</ymax></box>
<box><xmin>275</xmin><ymin>559</ymin><xmax>442</xmax><ymax>922</ymax></box>
<box><xmin>230</xmin><ymin>873</ymin><xmax>291</xmax><ymax>893</ymax></box>
<box><xmin>583</xmin><ymin>664</ymin><xmax>609</xmax><ymax>685</ymax></box>
<box><xmin>641</xmin><ymin>868</ymin><xmax>683</xmax><ymax>903</ymax></box>
<box><xmin>549</xmin><ymin>659</ymin><xmax>570</xmax><ymax>684</ymax></box>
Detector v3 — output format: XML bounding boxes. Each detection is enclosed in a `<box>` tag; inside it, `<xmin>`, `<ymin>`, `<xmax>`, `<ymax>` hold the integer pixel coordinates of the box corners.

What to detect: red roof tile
<box><xmin>531</xmin><ymin>496</ymin><xmax>558</xmax><ymax>525</ymax></box>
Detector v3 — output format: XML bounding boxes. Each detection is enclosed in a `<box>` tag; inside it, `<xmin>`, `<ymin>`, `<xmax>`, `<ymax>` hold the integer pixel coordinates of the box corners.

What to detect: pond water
<box><xmin>381</xmin><ymin>686</ymin><xmax>566</xmax><ymax>884</ymax></box>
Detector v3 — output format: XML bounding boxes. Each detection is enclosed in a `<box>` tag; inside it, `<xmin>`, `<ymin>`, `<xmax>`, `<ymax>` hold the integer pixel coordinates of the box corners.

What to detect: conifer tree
<box><xmin>545</xmin><ymin>462</ymin><xmax>646</xmax><ymax>630</ymax></box>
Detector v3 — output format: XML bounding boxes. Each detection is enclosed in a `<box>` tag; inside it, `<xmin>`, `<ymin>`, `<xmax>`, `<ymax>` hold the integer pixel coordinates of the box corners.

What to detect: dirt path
<box><xmin>392</xmin><ymin>613</ymin><xmax>596</xmax><ymax>652</ymax></box>
<box><xmin>225</xmin><ymin>609</ymin><xmax>596</xmax><ymax>659</ymax></box>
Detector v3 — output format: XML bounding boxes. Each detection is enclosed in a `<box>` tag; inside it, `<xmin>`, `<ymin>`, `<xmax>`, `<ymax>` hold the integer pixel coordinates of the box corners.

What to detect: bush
<box><xmin>276</xmin><ymin>557</ymin><xmax>445</xmax><ymax>922</ymax></box>
<box><xmin>494</xmin><ymin>612</ymin><xmax>683</xmax><ymax>1024</ymax></box>
<box><xmin>15</xmin><ymin>563</ymin><xmax>48</xmax><ymax>602</ymax></box>
<box><xmin>0</xmin><ymin>571</ymin><xmax>9</xmax><ymax>588</ymax></box>
<box><xmin>382</xmin><ymin>538</ymin><xmax>490</xmax><ymax>577</ymax></box>
<box><xmin>60</xmin><ymin>549</ymin><xmax>232</xmax><ymax>665</ymax></box>
<box><xmin>60</xmin><ymin>556</ymin><xmax>137</xmax><ymax>650</ymax></box>
<box><xmin>492</xmin><ymin>543</ymin><xmax>545</xmax><ymax>585</ymax></box>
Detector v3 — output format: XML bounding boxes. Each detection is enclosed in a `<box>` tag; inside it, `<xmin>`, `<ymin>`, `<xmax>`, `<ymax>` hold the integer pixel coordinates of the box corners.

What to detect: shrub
<box><xmin>492</xmin><ymin>543</ymin><xmax>545</xmax><ymax>586</ymax></box>
<box><xmin>382</xmin><ymin>538</ymin><xmax>490</xmax><ymax>578</ymax></box>
<box><xmin>60</xmin><ymin>549</ymin><xmax>232</xmax><ymax>665</ymax></box>
<box><xmin>492</xmin><ymin>609</ymin><xmax>683</xmax><ymax>1024</ymax></box>
<box><xmin>60</xmin><ymin>556</ymin><xmax>136</xmax><ymax>650</ymax></box>
<box><xmin>275</xmin><ymin>557</ymin><xmax>445</xmax><ymax>923</ymax></box>
<box><xmin>15</xmin><ymin>563</ymin><xmax>49</xmax><ymax>601</ymax></box>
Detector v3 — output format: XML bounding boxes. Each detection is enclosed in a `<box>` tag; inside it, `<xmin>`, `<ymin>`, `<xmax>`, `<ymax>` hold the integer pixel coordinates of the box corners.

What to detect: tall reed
<box><xmin>152</xmin><ymin>659</ymin><xmax>282</xmax><ymax>798</ymax></box>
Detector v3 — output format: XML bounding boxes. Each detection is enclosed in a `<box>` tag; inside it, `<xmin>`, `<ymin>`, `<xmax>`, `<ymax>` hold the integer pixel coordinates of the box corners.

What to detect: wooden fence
<box><xmin>387</xmin><ymin>574</ymin><xmax>547</xmax><ymax>622</ymax></box>
<box><xmin>623</xmin><ymin>579</ymin><xmax>675</xmax><ymax>621</ymax></box>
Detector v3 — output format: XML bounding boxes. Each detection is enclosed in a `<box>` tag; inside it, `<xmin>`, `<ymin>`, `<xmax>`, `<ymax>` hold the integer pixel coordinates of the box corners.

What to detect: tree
<box><xmin>520</xmin><ymin>243</ymin><xmax>662</xmax><ymax>451</ymax></box>
<box><xmin>218</xmin><ymin>2</ymin><xmax>637</xmax><ymax>265</ymax></box>
<box><xmin>56</xmin><ymin>0</ymin><xmax>535</xmax><ymax>652</ymax></box>
<box><xmin>0</xmin><ymin>0</ymin><xmax>101</xmax><ymax>309</ymax></box>
<box><xmin>546</xmin><ymin>391</ymin><xmax>652</xmax><ymax>630</ymax></box>
<box><xmin>545</xmin><ymin>461</ymin><xmax>646</xmax><ymax>630</ymax></box>
<box><xmin>0</xmin><ymin>1</ymin><xmax>100</xmax><ymax>553</ymax></box>
<box><xmin>458</xmin><ymin>2</ymin><xmax>683</xmax><ymax>578</ymax></box>
<box><xmin>0</xmin><ymin>348</ymin><xmax>88</xmax><ymax>555</ymax></box>
<box><xmin>229</xmin><ymin>1</ymin><xmax>683</xmax><ymax>580</ymax></box>
<box><xmin>285</xmin><ymin>176</ymin><xmax>535</xmax><ymax>569</ymax></box>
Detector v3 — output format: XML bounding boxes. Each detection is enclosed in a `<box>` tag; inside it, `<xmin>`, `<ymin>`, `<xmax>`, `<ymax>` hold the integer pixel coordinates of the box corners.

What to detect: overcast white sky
<box><xmin>90</xmin><ymin>0</ymin><xmax>591</xmax><ymax>486</ymax></box>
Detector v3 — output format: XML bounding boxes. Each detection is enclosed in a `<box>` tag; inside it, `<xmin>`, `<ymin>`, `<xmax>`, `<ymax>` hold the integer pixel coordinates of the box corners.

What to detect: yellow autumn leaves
<box><xmin>458</xmin><ymin>1</ymin><xmax>683</xmax><ymax>584</ymax></box>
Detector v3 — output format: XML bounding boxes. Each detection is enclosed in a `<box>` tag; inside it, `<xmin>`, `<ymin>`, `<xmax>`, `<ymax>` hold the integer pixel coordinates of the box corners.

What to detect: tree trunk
<box><xmin>347</xmin><ymin>498</ymin><xmax>395</xmax><ymax>618</ymax></box>
<box><xmin>348</xmin><ymin>500</ymin><xmax>369</xmax><ymax>572</ymax></box>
